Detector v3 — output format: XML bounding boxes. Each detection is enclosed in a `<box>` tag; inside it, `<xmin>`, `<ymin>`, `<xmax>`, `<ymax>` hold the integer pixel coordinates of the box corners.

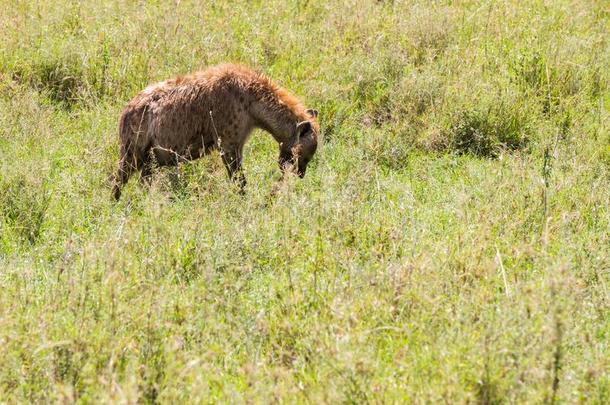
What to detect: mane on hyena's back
<box><xmin>132</xmin><ymin>64</ymin><xmax>314</xmax><ymax>126</ymax></box>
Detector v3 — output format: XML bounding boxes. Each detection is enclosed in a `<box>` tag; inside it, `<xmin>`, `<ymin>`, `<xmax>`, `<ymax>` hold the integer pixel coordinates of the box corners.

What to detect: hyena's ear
<box><xmin>306</xmin><ymin>108</ymin><xmax>318</xmax><ymax>118</ymax></box>
<box><xmin>296</xmin><ymin>120</ymin><xmax>312</xmax><ymax>137</ymax></box>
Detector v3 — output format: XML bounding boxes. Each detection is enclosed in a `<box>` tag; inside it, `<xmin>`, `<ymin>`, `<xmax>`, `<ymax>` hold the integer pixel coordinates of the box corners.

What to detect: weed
<box><xmin>444</xmin><ymin>105</ymin><xmax>529</xmax><ymax>158</ymax></box>
<box><xmin>12</xmin><ymin>56</ymin><xmax>86</xmax><ymax>108</ymax></box>
<box><xmin>0</xmin><ymin>175</ymin><xmax>51</xmax><ymax>245</ymax></box>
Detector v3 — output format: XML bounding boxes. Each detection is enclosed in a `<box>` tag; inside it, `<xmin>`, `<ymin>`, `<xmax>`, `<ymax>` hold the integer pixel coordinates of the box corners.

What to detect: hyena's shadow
<box><xmin>152</xmin><ymin>157</ymin><xmax>243</xmax><ymax>201</ymax></box>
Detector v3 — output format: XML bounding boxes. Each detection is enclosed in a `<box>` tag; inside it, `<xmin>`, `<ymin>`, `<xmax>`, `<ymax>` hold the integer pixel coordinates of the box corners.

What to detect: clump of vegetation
<box><xmin>0</xmin><ymin>175</ymin><xmax>51</xmax><ymax>245</ymax></box>
<box><xmin>351</xmin><ymin>55</ymin><xmax>406</xmax><ymax>127</ymax></box>
<box><xmin>10</xmin><ymin>55</ymin><xmax>86</xmax><ymax>107</ymax></box>
<box><xmin>444</xmin><ymin>105</ymin><xmax>529</xmax><ymax>158</ymax></box>
<box><xmin>510</xmin><ymin>50</ymin><xmax>583</xmax><ymax>115</ymax></box>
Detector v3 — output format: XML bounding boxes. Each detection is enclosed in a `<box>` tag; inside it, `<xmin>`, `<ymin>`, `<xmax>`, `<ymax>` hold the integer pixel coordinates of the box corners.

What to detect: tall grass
<box><xmin>0</xmin><ymin>0</ymin><xmax>608</xmax><ymax>402</ymax></box>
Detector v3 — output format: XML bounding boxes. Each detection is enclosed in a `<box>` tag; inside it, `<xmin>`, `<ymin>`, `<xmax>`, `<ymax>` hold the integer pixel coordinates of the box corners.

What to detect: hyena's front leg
<box><xmin>221</xmin><ymin>148</ymin><xmax>246</xmax><ymax>194</ymax></box>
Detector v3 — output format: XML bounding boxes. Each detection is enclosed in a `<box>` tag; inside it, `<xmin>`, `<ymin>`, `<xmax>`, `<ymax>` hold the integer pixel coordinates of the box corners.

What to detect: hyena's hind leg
<box><xmin>111</xmin><ymin>145</ymin><xmax>151</xmax><ymax>200</ymax></box>
<box><xmin>112</xmin><ymin>106</ymin><xmax>154</xmax><ymax>200</ymax></box>
<box><xmin>111</xmin><ymin>156</ymin><xmax>135</xmax><ymax>201</ymax></box>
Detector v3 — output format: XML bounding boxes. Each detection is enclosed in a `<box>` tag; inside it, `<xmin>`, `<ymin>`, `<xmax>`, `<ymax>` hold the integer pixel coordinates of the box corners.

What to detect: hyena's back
<box><xmin>119</xmin><ymin>76</ymin><xmax>251</xmax><ymax>166</ymax></box>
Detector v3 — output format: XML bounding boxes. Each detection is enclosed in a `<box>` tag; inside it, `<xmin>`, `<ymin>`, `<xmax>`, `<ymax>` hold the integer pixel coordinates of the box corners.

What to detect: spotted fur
<box><xmin>112</xmin><ymin>64</ymin><xmax>319</xmax><ymax>200</ymax></box>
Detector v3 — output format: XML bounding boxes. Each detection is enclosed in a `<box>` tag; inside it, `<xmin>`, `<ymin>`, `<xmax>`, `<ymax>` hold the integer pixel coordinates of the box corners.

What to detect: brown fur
<box><xmin>111</xmin><ymin>64</ymin><xmax>319</xmax><ymax>200</ymax></box>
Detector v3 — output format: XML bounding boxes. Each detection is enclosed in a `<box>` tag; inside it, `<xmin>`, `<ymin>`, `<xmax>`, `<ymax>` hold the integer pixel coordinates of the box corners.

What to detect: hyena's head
<box><xmin>279</xmin><ymin>109</ymin><xmax>319</xmax><ymax>178</ymax></box>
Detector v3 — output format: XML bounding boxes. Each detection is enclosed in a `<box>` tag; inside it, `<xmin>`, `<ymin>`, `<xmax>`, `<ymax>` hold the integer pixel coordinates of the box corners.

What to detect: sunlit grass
<box><xmin>0</xmin><ymin>0</ymin><xmax>608</xmax><ymax>402</ymax></box>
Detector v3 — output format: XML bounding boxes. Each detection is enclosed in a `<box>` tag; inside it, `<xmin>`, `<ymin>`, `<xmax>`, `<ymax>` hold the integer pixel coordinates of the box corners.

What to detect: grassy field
<box><xmin>0</xmin><ymin>0</ymin><xmax>608</xmax><ymax>402</ymax></box>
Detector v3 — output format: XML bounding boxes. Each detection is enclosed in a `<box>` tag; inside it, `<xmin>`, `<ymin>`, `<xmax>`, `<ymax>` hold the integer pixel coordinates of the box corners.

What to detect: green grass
<box><xmin>0</xmin><ymin>0</ymin><xmax>608</xmax><ymax>402</ymax></box>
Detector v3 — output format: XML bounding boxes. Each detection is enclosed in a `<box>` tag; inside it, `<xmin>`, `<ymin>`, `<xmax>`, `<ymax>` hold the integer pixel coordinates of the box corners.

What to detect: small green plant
<box><xmin>12</xmin><ymin>56</ymin><xmax>85</xmax><ymax>107</ymax></box>
<box><xmin>0</xmin><ymin>175</ymin><xmax>51</xmax><ymax>245</ymax></box>
<box><xmin>445</xmin><ymin>105</ymin><xmax>529</xmax><ymax>158</ymax></box>
<box><xmin>511</xmin><ymin>50</ymin><xmax>582</xmax><ymax>115</ymax></box>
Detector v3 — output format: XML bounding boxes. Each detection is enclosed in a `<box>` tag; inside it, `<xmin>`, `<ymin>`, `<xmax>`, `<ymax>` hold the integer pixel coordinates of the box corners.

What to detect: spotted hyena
<box><xmin>111</xmin><ymin>64</ymin><xmax>319</xmax><ymax>200</ymax></box>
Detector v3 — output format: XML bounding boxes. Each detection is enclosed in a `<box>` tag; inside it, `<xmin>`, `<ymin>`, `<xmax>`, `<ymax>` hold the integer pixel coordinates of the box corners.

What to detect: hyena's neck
<box><xmin>247</xmin><ymin>81</ymin><xmax>308</xmax><ymax>145</ymax></box>
<box><xmin>250</xmin><ymin>102</ymin><xmax>297</xmax><ymax>144</ymax></box>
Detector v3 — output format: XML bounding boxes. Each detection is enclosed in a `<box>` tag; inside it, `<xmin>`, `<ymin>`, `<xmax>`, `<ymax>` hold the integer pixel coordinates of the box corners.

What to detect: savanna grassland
<box><xmin>0</xmin><ymin>0</ymin><xmax>608</xmax><ymax>402</ymax></box>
